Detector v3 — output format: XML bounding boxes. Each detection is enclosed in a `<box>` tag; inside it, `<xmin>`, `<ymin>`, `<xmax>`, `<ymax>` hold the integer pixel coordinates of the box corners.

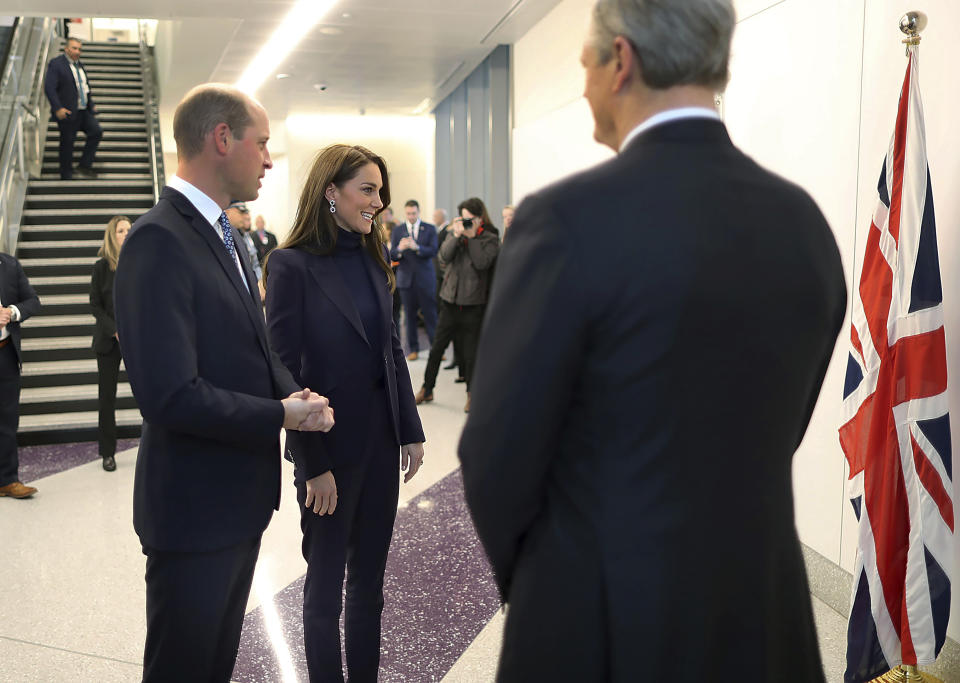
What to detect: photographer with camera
<box><xmin>414</xmin><ymin>197</ymin><xmax>500</xmax><ymax>412</ymax></box>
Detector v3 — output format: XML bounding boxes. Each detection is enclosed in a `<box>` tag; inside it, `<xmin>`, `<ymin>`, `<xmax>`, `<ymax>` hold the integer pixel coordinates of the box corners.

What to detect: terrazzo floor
<box><xmin>0</xmin><ymin>331</ymin><xmax>911</xmax><ymax>682</ymax></box>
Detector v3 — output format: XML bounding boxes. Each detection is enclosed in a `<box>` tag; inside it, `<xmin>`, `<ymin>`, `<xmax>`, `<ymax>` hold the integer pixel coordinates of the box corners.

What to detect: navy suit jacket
<box><xmin>459</xmin><ymin>119</ymin><xmax>846</xmax><ymax>681</ymax></box>
<box><xmin>0</xmin><ymin>253</ymin><xmax>41</xmax><ymax>367</ymax></box>
<box><xmin>266</xmin><ymin>245</ymin><xmax>424</xmax><ymax>481</ymax></box>
<box><xmin>44</xmin><ymin>54</ymin><xmax>95</xmax><ymax>120</ymax></box>
<box><xmin>114</xmin><ymin>186</ymin><xmax>300</xmax><ymax>553</ymax></box>
<box><xmin>390</xmin><ymin>222</ymin><xmax>437</xmax><ymax>289</ymax></box>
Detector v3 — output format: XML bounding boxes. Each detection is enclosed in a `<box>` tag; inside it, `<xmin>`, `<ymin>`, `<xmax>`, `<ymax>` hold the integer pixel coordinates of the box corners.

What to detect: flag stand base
<box><xmin>870</xmin><ymin>665</ymin><xmax>944</xmax><ymax>682</ymax></box>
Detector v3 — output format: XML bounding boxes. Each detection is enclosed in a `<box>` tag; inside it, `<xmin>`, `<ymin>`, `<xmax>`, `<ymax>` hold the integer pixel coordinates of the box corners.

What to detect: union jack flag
<box><xmin>838</xmin><ymin>47</ymin><xmax>952</xmax><ymax>683</ymax></box>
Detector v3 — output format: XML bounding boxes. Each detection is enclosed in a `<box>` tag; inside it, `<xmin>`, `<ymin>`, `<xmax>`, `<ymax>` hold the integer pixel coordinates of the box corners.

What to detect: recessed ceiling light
<box><xmin>318</xmin><ymin>26</ymin><xmax>342</xmax><ymax>35</ymax></box>
<box><xmin>276</xmin><ymin>73</ymin><xmax>291</xmax><ymax>79</ymax></box>
<box><xmin>341</xmin><ymin>12</ymin><xmax>351</xmax><ymax>19</ymax></box>
<box><xmin>235</xmin><ymin>0</ymin><xmax>338</xmax><ymax>95</ymax></box>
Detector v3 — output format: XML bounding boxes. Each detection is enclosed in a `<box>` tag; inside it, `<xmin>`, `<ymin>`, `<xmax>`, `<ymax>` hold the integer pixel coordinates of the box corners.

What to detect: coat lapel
<box><xmin>364</xmin><ymin>249</ymin><xmax>393</xmax><ymax>344</ymax></box>
<box><xmin>307</xmin><ymin>257</ymin><xmax>370</xmax><ymax>347</ymax></box>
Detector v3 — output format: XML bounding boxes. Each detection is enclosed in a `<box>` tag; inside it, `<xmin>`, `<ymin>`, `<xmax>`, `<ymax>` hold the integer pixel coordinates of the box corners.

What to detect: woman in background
<box><xmin>265</xmin><ymin>144</ymin><xmax>425</xmax><ymax>682</ymax></box>
<box><xmin>89</xmin><ymin>214</ymin><xmax>130</xmax><ymax>472</ymax></box>
<box><xmin>415</xmin><ymin>197</ymin><xmax>500</xmax><ymax>412</ymax></box>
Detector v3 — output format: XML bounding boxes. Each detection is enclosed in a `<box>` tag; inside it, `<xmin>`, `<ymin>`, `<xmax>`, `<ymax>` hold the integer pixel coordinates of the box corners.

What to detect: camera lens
<box><xmin>462</xmin><ymin>219</ymin><xmax>473</xmax><ymax>229</ymax></box>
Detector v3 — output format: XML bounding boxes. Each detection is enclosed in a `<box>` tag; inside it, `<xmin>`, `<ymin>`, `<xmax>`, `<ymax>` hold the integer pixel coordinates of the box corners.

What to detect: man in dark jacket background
<box><xmin>0</xmin><ymin>254</ymin><xmax>41</xmax><ymax>499</ymax></box>
<box><xmin>44</xmin><ymin>37</ymin><xmax>102</xmax><ymax>180</ymax></box>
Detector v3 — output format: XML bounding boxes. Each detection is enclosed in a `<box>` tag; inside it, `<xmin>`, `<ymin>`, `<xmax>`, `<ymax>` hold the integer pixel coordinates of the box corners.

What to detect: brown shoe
<box><xmin>415</xmin><ymin>387</ymin><xmax>434</xmax><ymax>404</ymax></box>
<box><xmin>406</xmin><ymin>351</ymin><xmax>418</xmax><ymax>361</ymax></box>
<box><xmin>464</xmin><ymin>392</ymin><xmax>471</xmax><ymax>413</ymax></box>
<box><xmin>0</xmin><ymin>481</ymin><xmax>37</xmax><ymax>498</ymax></box>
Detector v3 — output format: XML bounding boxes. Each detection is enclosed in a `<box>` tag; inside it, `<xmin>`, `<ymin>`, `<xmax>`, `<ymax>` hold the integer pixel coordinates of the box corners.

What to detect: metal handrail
<box><xmin>138</xmin><ymin>20</ymin><xmax>162</xmax><ymax>204</ymax></box>
<box><xmin>0</xmin><ymin>17</ymin><xmax>61</xmax><ymax>254</ymax></box>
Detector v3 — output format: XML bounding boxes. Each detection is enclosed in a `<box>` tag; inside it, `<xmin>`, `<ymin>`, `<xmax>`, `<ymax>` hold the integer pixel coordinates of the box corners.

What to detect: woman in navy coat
<box><xmin>265</xmin><ymin>144</ymin><xmax>425</xmax><ymax>682</ymax></box>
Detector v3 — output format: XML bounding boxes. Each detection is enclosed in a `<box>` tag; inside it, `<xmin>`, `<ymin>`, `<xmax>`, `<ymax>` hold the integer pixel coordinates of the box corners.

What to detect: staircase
<box><xmin>17</xmin><ymin>40</ymin><xmax>156</xmax><ymax>445</ymax></box>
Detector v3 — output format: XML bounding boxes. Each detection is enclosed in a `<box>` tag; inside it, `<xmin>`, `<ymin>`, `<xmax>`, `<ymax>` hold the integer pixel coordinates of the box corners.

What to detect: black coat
<box><xmin>0</xmin><ymin>253</ymin><xmax>41</xmax><ymax>367</ymax></box>
<box><xmin>114</xmin><ymin>187</ymin><xmax>300</xmax><ymax>553</ymax></box>
<box><xmin>89</xmin><ymin>257</ymin><xmax>118</xmax><ymax>355</ymax></box>
<box><xmin>265</xmin><ymin>246</ymin><xmax>424</xmax><ymax>480</ymax></box>
<box><xmin>458</xmin><ymin>119</ymin><xmax>846</xmax><ymax>682</ymax></box>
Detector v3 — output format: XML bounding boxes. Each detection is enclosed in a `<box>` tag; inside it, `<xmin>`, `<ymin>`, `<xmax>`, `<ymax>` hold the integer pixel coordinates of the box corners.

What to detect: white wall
<box><xmin>513</xmin><ymin>0</ymin><xmax>960</xmax><ymax>642</ymax></box>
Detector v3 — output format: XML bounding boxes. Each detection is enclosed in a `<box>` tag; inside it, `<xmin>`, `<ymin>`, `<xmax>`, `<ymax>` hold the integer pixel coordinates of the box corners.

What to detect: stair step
<box><xmin>39</xmin><ymin>172</ymin><xmax>151</xmax><ymax>180</ymax></box>
<box><xmin>21</xmin><ymin>382</ymin><xmax>133</xmax><ymax>403</ymax></box>
<box><xmin>94</xmin><ymin>88</ymin><xmax>144</xmax><ymax>97</ymax></box>
<box><xmin>27</xmin><ymin>275</ymin><xmax>91</xmax><ymax>287</ymax></box>
<box><xmin>22</xmin><ymin>358</ymin><xmax>124</xmax><ymax>376</ymax></box>
<box><xmin>27</xmin><ymin>194</ymin><xmax>153</xmax><ymax>203</ymax></box>
<box><xmin>44</xmin><ymin>141</ymin><xmax>148</xmax><ymax>151</ymax></box>
<box><xmin>22</xmin><ymin>241</ymin><xmax>103</xmax><ymax>251</ymax></box>
<box><xmin>26</xmin><ymin>180</ymin><xmax>152</xmax><ymax>192</ymax></box>
<box><xmin>22</xmin><ymin>335</ymin><xmax>91</xmax><ymax>351</ymax></box>
<box><xmin>24</xmin><ymin>208</ymin><xmax>147</xmax><ymax>219</ymax></box>
<box><xmin>44</xmin><ymin>150</ymin><xmax>151</xmax><ymax>160</ymax></box>
<box><xmin>22</xmin><ymin>313</ymin><xmax>95</xmax><ymax>327</ymax></box>
<box><xmin>19</xmin><ymin>257</ymin><xmax>98</xmax><ymax>269</ymax></box>
<box><xmin>19</xmin><ymin>408</ymin><xmax>142</xmax><ymax>432</ymax></box>
<box><xmin>37</xmin><ymin>295</ymin><xmax>90</xmax><ymax>307</ymax></box>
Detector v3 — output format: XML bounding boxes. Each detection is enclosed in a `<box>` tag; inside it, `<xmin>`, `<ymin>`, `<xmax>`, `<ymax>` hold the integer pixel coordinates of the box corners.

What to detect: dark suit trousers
<box><xmin>399</xmin><ymin>282</ymin><xmax>437</xmax><ymax>352</ymax></box>
<box><xmin>296</xmin><ymin>387</ymin><xmax>399</xmax><ymax>683</ymax></box>
<box><xmin>142</xmin><ymin>536</ymin><xmax>261</xmax><ymax>683</ymax></box>
<box><xmin>96</xmin><ymin>342</ymin><xmax>122</xmax><ymax>458</ymax></box>
<box><xmin>0</xmin><ymin>342</ymin><xmax>20</xmax><ymax>487</ymax></box>
<box><xmin>56</xmin><ymin>109</ymin><xmax>102</xmax><ymax>179</ymax></box>
<box><xmin>423</xmin><ymin>301</ymin><xmax>484</xmax><ymax>392</ymax></box>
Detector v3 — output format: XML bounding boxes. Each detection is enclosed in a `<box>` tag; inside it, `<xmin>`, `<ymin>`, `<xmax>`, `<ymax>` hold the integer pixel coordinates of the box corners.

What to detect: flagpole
<box><xmin>868</xmin><ymin>17</ymin><xmax>941</xmax><ymax>683</ymax></box>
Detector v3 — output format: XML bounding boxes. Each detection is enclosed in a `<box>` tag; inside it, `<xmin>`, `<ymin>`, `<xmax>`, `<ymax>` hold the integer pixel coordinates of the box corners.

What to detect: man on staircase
<box><xmin>44</xmin><ymin>37</ymin><xmax>102</xmax><ymax>180</ymax></box>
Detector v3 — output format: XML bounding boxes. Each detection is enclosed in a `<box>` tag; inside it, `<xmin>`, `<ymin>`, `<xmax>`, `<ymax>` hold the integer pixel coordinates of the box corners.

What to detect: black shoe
<box><xmin>102</xmin><ymin>456</ymin><xmax>116</xmax><ymax>472</ymax></box>
<box><xmin>443</xmin><ymin>361</ymin><xmax>457</xmax><ymax>370</ymax></box>
<box><xmin>454</xmin><ymin>376</ymin><xmax>466</xmax><ymax>383</ymax></box>
<box><xmin>76</xmin><ymin>166</ymin><xmax>98</xmax><ymax>178</ymax></box>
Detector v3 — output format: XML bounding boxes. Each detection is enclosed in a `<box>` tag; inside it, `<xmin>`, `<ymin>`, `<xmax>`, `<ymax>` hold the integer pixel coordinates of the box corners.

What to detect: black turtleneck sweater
<box><xmin>333</xmin><ymin>228</ymin><xmax>383</xmax><ymax>382</ymax></box>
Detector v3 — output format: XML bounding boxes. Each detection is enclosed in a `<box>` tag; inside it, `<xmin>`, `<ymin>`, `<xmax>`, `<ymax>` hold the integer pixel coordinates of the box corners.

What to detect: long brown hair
<box><xmin>266</xmin><ymin>144</ymin><xmax>395</xmax><ymax>290</ymax></box>
<box><xmin>99</xmin><ymin>215</ymin><xmax>130</xmax><ymax>271</ymax></box>
<box><xmin>457</xmin><ymin>197</ymin><xmax>495</xmax><ymax>232</ymax></box>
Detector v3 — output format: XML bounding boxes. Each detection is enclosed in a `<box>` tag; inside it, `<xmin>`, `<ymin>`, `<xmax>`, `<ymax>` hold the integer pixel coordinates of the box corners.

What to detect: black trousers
<box><xmin>423</xmin><ymin>301</ymin><xmax>485</xmax><ymax>392</ymax></box>
<box><xmin>399</xmin><ymin>282</ymin><xmax>437</xmax><ymax>352</ymax></box>
<box><xmin>296</xmin><ymin>387</ymin><xmax>399</xmax><ymax>683</ymax></box>
<box><xmin>56</xmin><ymin>109</ymin><xmax>102</xmax><ymax>179</ymax></box>
<box><xmin>142</xmin><ymin>536</ymin><xmax>261</xmax><ymax>683</ymax></box>
<box><xmin>0</xmin><ymin>342</ymin><xmax>20</xmax><ymax>487</ymax></box>
<box><xmin>97</xmin><ymin>342</ymin><xmax>122</xmax><ymax>458</ymax></box>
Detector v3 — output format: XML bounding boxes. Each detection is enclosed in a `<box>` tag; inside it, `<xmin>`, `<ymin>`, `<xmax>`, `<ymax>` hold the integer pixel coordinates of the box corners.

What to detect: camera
<box><xmin>462</xmin><ymin>218</ymin><xmax>474</xmax><ymax>229</ymax></box>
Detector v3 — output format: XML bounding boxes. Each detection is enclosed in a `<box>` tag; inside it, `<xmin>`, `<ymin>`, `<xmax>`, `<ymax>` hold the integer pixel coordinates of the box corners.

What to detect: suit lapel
<box><xmin>307</xmin><ymin>257</ymin><xmax>370</xmax><ymax>347</ymax></box>
<box><xmin>163</xmin><ymin>188</ymin><xmax>272</xmax><ymax>359</ymax></box>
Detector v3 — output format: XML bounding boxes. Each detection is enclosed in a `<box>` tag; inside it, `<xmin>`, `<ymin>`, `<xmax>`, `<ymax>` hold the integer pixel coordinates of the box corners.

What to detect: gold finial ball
<box><xmin>899</xmin><ymin>11</ymin><xmax>928</xmax><ymax>36</ymax></box>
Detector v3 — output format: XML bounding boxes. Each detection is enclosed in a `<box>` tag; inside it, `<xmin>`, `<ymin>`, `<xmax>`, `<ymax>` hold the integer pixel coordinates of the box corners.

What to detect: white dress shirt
<box><xmin>619</xmin><ymin>107</ymin><xmax>721</xmax><ymax>153</ymax></box>
<box><xmin>166</xmin><ymin>175</ymin><xmax>249</xmax><ymax>291</ymax></box>
<box><xmin>68</xmin><ymin>57</ymin><xmax>90</xmax><ymax>110</ymax></box>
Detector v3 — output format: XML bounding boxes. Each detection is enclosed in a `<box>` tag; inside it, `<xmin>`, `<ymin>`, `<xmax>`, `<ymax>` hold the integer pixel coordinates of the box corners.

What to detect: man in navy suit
<box><xmin>459</xmin><ymin>1</ymin><xmax>846</xmax><ymax>681</ymax></box>
<box><xmin>43</xmin><ymin>37</ymin><xmax>102</xmax><ymax>180</ymax></box>
<box><xmin>0</xmin><ymin>255</ymin><xmax>41</xmax><ymax>500</ymax></box>
<box><xmin>114</xmin><ymin>83</ymin><xmax>335</xmax><ymax>682</ymax></box>
<box><xmin>390</xmin><ymin>199</ymin><xmax>438</xmax><ymax>359</ymax></box>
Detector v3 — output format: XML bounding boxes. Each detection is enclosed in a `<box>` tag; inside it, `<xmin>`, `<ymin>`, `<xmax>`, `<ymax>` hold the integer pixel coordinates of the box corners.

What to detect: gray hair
<box><xmin>589</xmin><ymin>0</ymin><xmax>735</xmax><ymax>91</ymax></box>
<box><xmin>173</xmin><ymin>84</ymin><xmax>254</xmax><ymax>160</ymax></box>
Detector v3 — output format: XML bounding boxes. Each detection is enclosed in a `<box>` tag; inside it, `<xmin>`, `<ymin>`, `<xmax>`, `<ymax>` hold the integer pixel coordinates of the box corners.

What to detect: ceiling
<box><xmin>8</xmin><ymin>0</ymin><xmax>564</xmax><ymax>118</ymax></box>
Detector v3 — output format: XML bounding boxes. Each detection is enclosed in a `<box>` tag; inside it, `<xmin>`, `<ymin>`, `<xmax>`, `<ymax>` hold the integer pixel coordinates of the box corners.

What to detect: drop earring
<box><xmin>329</xmin><ymin>200</ymin><xmax>337</xmax><ymax>214</ymax></box>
